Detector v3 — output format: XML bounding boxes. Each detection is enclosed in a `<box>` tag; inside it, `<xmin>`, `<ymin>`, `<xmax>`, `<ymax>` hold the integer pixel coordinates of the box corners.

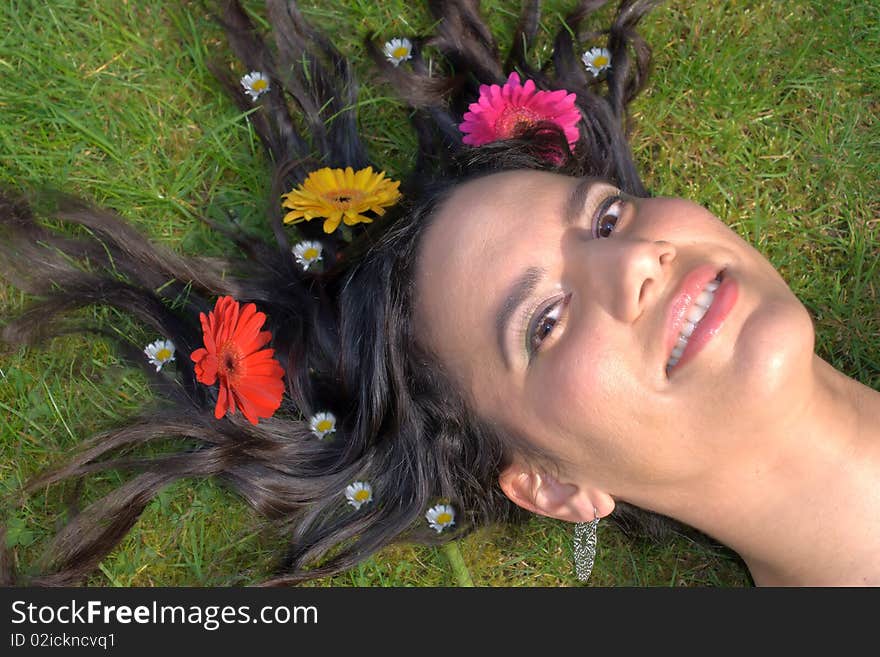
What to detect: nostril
<box><xmin>656</xmin><ymin>240</ymin><xmax>676</xmax><ymax>265</ymax></box>
<box><xmin>638</xmin><ymin>277</ymin><xmax>652</xmax><ymax>304</ymax></box>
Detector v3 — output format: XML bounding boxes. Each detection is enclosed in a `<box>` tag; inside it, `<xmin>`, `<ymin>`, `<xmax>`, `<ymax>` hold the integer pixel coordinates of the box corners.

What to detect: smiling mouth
<box><xmin>665</xmin><ymin>270</ymin><xmax>724</xmax><ymax>372</ymax></box>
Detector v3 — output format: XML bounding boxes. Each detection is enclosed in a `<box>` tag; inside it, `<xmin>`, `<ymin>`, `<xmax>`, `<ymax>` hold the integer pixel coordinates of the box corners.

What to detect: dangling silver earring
<box><xmin>573</xmin><ymin>508</ymin><xmax>600</xmax><ymax>582</ymax></box>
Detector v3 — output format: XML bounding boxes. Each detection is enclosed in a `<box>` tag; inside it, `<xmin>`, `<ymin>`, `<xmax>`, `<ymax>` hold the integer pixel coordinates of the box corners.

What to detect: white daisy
<box><xmin>383</xmin><ymin>38</ymin><xmax>413</xmax><ymax>67</ymax></box>
<box><xmin>240</xmin><ymin>71</ymin><xmax>271</xmax><ymax>101</ymax></box>
<box><xmin>425</xmin><ymin>503</ymin><xmax>455</xmax><ymax>533</ymax></box>
<box><xmin>581</xmin><ymin>47</ymin><xmax>612</xmax><ymax>76</ymax></box>
<box><xmin>309</xmin><ymin>411</ymin><xmax>337</xmax><ymax>439</ymax></box>
<box><xmin>292</xmin><ymin>240</ymin><xmax>323</xmax><ymax>271</ymax></box>
<box><xmin>345</xmin><ymin>481</ymin><xmax>374</xmax><ymax>510</ymax></box>
<box><xmin>144</xmin><ymin>339</ymin><xmax>175</xmax><ymax>372</ymax></box>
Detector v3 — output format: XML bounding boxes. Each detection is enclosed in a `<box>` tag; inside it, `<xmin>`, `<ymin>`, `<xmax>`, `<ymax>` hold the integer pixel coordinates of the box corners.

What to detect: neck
<box><xmin>669</xmin><ymin>356</ymin><xmax>880</xmax><ymax>586</ymax></box>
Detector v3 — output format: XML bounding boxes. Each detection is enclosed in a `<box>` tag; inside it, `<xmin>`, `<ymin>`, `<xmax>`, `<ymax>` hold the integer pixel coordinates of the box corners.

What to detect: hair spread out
<box><xmin>0</xmin><ymin>0</ymin><xmax>693</xmax><ymax>586</ymax></box>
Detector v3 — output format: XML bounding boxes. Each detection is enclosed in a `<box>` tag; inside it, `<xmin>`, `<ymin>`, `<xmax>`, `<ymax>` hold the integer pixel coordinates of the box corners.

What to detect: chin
<box><xmin>732</xmin><ymin>293</ymin><xmax>816</xmax><ymax>424</ymax></box>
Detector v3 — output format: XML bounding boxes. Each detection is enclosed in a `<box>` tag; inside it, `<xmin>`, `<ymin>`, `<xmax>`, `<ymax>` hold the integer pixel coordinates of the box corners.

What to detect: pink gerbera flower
<box><xmin>459</xmin><ymin>72</ymin><xmax>581</xmax><ymax>148</ymax></box>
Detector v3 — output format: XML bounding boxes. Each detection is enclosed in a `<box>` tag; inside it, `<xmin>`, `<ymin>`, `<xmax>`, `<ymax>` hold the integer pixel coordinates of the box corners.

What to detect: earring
<box><xmin>573</xmin><ymin>508</ymin><xmax>600</xmax><ymax>582</ymax></box>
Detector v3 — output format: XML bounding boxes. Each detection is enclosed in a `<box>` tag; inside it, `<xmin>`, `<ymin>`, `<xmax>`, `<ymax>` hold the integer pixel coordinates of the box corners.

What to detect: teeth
<box><xmin>666</xmin><ymin>277</ymin><xmax>722</xmax><ymax>374</ymax></box>
<box><xmin>686</xmin><ymin>302</ymin><xmax>709</xmax><ymax>324</ymax></box>
<box><xmin>670</xmin><ymin>333</ymin><xmax>689</xmax><ymax>360</ymax></box>
<box><xmin>695</xmin><ymin>289</ymin><xmax>714</xmax><ymax>308</ymax></box>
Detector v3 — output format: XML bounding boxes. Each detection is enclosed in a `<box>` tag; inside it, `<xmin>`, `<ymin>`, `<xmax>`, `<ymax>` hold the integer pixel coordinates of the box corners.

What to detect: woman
<box><xmin>412</xmin><ymin>171</ymin><xmax>880</xmax><ymax>586</ymax></box>
<box><xmin>1</xmin><ymin>0</ymin><xmax>876</xmax><ymax>586</ymax></box>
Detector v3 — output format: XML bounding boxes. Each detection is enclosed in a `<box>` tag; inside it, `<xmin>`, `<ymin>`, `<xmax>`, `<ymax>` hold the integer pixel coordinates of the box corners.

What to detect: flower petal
<box><xmin>459</xmin><ymin>73</ymin><xmax>581</xmax><ymax>148</ymax></box>
<box><xmin>191</xmin><ymin>296</ymin><xmax>285</xmax><ymax>425</ymax></box>
<box><xmin>215</xmin><ymin>380</ymin><xmax>229</xmax><ymax>419</ymax></box>
<box><xmin>232</xmin><ymin>303</ymin><xmax>269</xmax><ymax>353</ymax></box>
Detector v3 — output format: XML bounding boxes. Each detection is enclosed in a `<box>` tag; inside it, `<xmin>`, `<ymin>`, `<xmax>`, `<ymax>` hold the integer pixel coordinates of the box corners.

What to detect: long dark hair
<box><xmin>0</xmin><ymin>0</ymin><xmax>673</xmax><ymax>586</ymax></box>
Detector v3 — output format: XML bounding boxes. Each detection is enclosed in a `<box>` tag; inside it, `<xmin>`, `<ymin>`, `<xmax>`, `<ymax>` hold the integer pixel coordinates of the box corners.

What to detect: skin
<box><xmin>415</xmin><ymin>170</ymin><xmax>880</xmax><ymax>585</ymax></box>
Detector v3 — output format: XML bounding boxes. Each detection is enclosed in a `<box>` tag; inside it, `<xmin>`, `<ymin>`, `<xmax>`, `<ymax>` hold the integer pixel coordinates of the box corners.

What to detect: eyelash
<box><xmin>592</xmin><ymin>193</ymin><xmax>625</xmax><ymax>239</ymax></box>
<box><xmin>525</xmin><ymin>293</ymin><xmax>571</xmax><ymax>359</ymax></box>
<box><xmin>523</xmin><ymin>191</ymin><xmax>626</xmax><ymax>361</ymax></box>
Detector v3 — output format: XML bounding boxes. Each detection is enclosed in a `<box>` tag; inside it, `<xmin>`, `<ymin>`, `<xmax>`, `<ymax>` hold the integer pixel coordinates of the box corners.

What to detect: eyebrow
<box><xmin>494</xmin><ymin>177</ymin><xmax>600</xmax><ymax>368</ymax></box>
<box><xmin>495</xmin><ymin>266</ymin><xmax>545</xmax><ymax>369</ymax></box>
<box><xmin>564</xmin><ymin>176</ymin><xmax>599</xmax><ymax>226</ymax></box>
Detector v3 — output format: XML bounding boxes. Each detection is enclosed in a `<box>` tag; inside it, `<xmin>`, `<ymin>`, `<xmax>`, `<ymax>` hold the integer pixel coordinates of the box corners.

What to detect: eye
<box><xmin>592</xmin><ymin>194</ymin><xmax>624</xmax><ymax>238</ymax></box>
<box><xmin>526</xmin><ymin>294</ymin><xmax>571</xmax><ymax>358</ymax></box>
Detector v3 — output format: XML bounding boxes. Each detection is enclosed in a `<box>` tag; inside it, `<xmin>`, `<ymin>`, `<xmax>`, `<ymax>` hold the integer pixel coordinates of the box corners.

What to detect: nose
<box><xmin>565</xmin><ymin>235</ymin><xmax>676</xmax><ymax>322</ymax></box>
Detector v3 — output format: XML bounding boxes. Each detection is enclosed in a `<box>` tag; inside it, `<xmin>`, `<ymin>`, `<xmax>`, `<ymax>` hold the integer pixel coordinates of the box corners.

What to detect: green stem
<box><xmin>441</xmin><ymin>540</ymin><xmax>475</xmax><ymax>587</ymax></box>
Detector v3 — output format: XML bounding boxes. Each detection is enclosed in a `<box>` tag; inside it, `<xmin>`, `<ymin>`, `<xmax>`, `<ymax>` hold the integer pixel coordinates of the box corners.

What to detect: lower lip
<box><xmin>669</xmin><ymin>276</ymin><xmax>738</xmax><ymax>374</ymax></box>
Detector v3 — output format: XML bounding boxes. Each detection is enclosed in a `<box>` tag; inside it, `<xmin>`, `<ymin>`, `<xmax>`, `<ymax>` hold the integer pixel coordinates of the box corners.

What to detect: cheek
<box><xmin>526</xmin><ymin>329</ymin><xmax>650</xmax><ymax>465</ymax></box>
<box><xmin>527</xmin><ymin>345</ymin><xmax>694</xmax><ymax>484</ymax></box>
<box><xmin>649</xmin><ymin>202</ymin><xmax>740</xmax><ymax>246</ymax></box>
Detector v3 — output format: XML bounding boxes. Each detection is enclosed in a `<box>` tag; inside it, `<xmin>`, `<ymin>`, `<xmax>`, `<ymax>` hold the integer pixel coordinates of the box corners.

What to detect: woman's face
<box><xmin>414</xmin><ymin>170</ymin><xmax>815</xmax><ymax>509</ymax></box>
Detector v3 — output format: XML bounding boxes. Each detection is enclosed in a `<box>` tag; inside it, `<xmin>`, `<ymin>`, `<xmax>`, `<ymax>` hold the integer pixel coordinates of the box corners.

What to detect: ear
<box><xmin>498</xmin><ymin>462</ymin><xmax>615</xmax><ymax>523</ymax></box>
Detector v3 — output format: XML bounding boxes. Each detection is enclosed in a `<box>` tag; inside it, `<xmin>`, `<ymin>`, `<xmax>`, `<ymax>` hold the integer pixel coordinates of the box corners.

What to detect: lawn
<box><xmin>0</xmin><ymin>0</ymin><xmax>876</xmax><ymax>586</ymax></box>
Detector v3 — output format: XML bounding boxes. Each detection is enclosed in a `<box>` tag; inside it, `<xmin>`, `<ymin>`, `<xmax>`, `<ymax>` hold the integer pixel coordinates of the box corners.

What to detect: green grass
<box><xmin>0</xmin><ymin>0</ymin><xmax>876</xmax><ymax>587</ymax></box>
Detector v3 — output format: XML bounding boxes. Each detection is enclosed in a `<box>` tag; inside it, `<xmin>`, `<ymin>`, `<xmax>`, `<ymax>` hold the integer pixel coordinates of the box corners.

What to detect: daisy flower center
<box><xmin>495</xmin><ymin>105</ymin><xmax>542</xmax><ymax>138</ymax></box>
<box><xmin>593</xmin><ymin>55</ymin><xmax>609</xmax><ymax>68</ymax></box>
<box><xmin>354</xmin><ymin>490</ymin><xmax>370</xmax><ymax>502</ymax></box>
<box><xmin>316</xmin><ymin>419</ymin><xmax>334</xmax><ymax>433</ymax></box>
<box><xmin>392</xmin><ymin>46</ymin><xmax>409</xmax><ymax>58</ymax></box>
<box><xmin>303</xmin><ymin>247</ymin><xmax>319</xmax><ymax>260</ymax></box>
<box><xmin>251</xmin><ymin>78</ymin><xmax>268</xmax><ymax>91</ymax></box>
<box><xmin>436</xmin><ymin>512</ymin><xmax>452</xmax><ymax>525</ymax></box>
<box><xmin>155</xmin><ymin>348</ymin><xmax>172</xmax><ymax>361</ymax></box>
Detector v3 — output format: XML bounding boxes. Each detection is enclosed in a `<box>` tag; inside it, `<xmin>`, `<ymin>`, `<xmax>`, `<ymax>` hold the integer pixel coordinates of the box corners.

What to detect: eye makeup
<box><xmin>497</xmin><ymin>179</ymin><xmax>627</xmax><ymax>369</ymax></box>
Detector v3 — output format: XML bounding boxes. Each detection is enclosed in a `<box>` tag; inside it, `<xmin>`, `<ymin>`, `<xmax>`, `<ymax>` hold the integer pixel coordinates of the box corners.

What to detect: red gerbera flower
<box><xmin>190</xmin><ymin>296</ymin><xmax>285</xmax><ymax>425</ymax></box>
<box><xmin>459</xmin><ymin>72</ymin><xmax>581</xmax><ymax>148</ymax></box>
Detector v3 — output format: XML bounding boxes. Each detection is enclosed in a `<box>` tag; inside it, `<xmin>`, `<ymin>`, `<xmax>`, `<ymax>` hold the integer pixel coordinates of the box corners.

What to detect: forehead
<box><xmin>418</xmin><ymin>168</ymin><xmax>575</xmax><ymax>275</ymax></box>
<box><xmin>414</xmin><ymin>169</ymin><xmax>575</xmax><ymax>382</ymax></box>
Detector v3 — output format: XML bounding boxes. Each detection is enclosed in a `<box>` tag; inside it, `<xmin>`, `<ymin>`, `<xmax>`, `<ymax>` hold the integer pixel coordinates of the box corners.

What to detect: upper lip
<box><xmin>663</xmin><ymin>264</ymin><xmax>724</xmax><ymax>367</ymax></box>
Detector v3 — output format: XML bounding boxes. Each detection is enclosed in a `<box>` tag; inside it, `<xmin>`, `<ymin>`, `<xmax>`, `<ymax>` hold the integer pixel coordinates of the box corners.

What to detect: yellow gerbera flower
<box><xmin>281</xmin><ymin>166</ymin><xmax>402</xmax><ymax>234</ymax></box>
